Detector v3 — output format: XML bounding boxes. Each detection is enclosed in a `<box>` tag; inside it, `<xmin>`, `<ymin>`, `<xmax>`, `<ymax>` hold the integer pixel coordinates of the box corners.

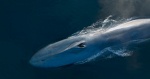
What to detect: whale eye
<box><xmin>77</xmin><ymin>42</ymin><xmax>86</xmax><ymax>48</ymax></box>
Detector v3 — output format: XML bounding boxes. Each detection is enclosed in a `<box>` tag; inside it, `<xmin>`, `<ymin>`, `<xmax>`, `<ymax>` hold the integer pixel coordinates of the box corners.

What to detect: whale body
<box><xmin>29</xmin><ymin>19</ymin><xmax>150</xmax><ymax>68</ymax></box>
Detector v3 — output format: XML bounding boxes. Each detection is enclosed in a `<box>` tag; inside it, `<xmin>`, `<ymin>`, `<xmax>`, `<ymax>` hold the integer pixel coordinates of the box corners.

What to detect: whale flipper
<box><xmin>104</xmin><ymin>38</ymin><xmax>150</xmax><ymax>58</ymax></box>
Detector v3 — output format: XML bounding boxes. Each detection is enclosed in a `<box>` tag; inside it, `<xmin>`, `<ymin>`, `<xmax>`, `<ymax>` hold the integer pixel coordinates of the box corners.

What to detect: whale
<box><xmin>29</xmin><ymin>19</ymin><xmax>150</xmax><ymax>68</ymax></box>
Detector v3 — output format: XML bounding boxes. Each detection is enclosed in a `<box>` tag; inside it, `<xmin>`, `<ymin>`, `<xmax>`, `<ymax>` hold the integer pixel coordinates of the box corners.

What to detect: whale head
<box><xmin>29</xmin><ymin>34</ymin><xmax>102</xmax><ymax>68</ymax></box>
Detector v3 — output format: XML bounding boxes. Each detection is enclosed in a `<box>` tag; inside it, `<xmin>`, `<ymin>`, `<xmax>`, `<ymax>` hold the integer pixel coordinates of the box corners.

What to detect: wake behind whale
<box><xmin>29</xmin><ymin>17</ymin><xmax>150</xmax><ymax>68</ymax></box>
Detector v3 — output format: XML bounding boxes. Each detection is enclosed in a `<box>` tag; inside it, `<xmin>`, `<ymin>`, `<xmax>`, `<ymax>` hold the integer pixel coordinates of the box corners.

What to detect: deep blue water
<box><xmin>1</xmin><ymin>0</ymin><xmax>150</xmax><ymax>79</ymax></box>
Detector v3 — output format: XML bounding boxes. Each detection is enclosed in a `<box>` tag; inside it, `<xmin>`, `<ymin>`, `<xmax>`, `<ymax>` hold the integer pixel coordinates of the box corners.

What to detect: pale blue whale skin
<box><xmin>30</xmin><ymin>19</ymin><xmax>150</xmax><ymax>68</ymax></box>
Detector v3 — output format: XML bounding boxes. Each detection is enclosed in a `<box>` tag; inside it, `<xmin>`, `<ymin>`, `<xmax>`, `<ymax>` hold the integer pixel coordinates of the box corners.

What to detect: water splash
<box><xmin>71</xmin><ymin>15</ymin><xmax>133</xmax><ymax>38</ymax></box>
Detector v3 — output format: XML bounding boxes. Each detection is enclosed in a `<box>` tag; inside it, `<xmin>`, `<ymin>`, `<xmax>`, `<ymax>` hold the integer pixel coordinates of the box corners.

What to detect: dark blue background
<box><xmin>0</xmin><ymin>0</ymin><xmax>150</xmax><ymax>79</ymax></box>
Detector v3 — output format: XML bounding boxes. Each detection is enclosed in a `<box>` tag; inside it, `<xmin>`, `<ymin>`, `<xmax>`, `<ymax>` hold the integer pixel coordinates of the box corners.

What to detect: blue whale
<box><xmin>29</xmin><ymin>19</ymin><xmax>150</xmax><ymax>68</ymax></box>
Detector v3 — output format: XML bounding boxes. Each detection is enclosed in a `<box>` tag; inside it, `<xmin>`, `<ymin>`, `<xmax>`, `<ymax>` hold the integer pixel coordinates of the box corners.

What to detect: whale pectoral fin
<box><xmin>97</xmin><ymin>46</ymin><xmax>132</xmax><ymax>59</ymax></box>
<box><xmin>104</xmin><ymin>42</ymin><xmax>137</xmax><ymax>58</ymax></box>
<box><xmin>107</xmin><ymin>38</ymin><xmax>150</xmax><ymax>57</ymax></box>
<box><xmin>89</xmin><ymin>38</ymin><xmax>150</xmax><ymax>60</ymax></box>
<box><xmin>107</xmin><ymin>46</ymin><xmax>133</xmax><ymax>57</ymax></box>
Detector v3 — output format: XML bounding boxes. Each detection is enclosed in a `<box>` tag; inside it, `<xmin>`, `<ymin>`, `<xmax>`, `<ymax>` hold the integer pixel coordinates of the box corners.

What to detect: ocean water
<box><xmin>1</xmin><ymin>0</ymin><xmax>150</xmax><ymax>79</ymax></box>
